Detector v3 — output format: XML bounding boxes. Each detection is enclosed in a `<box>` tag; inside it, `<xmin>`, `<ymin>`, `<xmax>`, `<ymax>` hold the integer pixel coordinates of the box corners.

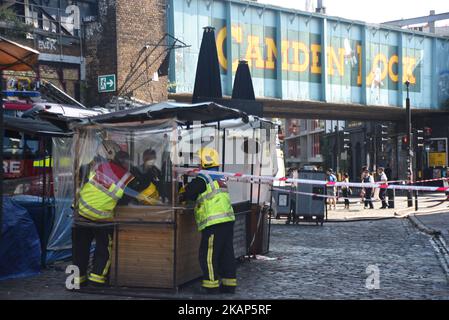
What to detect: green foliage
<box><xmin>0</xmin><ymin>7</ymin><xmax>17</xmax><ymax>22</ymax></box>
<box><xmin>0</xmin><ymin>8</ymin><xmax>32</xmax><ymax>38</ymax></box>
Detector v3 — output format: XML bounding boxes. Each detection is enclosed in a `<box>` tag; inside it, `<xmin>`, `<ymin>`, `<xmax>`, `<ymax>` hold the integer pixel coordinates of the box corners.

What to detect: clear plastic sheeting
<box><xmin>47</xmin><ymin>137</ymin><xmax>74</xmax><ymax>263</ymax></box>
<box><xmin>72</xmin><ymin>116</ymin><xmax>278</xmax><ymax>208</ymax></box>
<box><xmin>176</xmin><ymin>116</ymin><xmax>278</xmax><ymax>205</ymax></box>
<box><xmin>74</xmin><ymin>119</ymin><xmax>178</xmax><ymax>209</ymax></box>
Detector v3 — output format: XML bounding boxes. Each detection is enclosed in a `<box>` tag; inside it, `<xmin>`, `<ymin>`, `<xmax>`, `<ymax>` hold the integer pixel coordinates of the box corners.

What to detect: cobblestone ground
<box><xmin>228</xmin><ymin>218</ymin><xmax>449</xmax><ymax>299</ymax></box>
<box><xmin>1</xmin><ymin>218</ymin><xmax>449</xmax><ymax>300</ymax></box>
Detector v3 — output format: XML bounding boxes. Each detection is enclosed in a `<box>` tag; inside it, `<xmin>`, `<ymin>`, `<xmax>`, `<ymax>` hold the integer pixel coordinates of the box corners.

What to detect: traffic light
<box><xmin>415</xmin><ymin>129</ymin><xmax>424</xmax><ymax>148</ymax></box>
<box><xmin>424</xmin><ymin>126</ymin><xmax>432</xmax><ymax>148</ymax></box>
<box><xmin>401</xmin><ymin>135</ymin><xmax>409</xmax><ymax>151</ymax></box>
<box><xmin>379</xmin><ymin>125</ymin><xmax>389</xmax><ymax>142</ymax></box>
<box><xmin>378</xmin><ymin>124</ymin><xmax>389</xmax><ymax>151</ymax></box>
<box><xmin>343</xmin><ymin>131</ymin><xmax>350</xmax><ymax>150</ymax></box>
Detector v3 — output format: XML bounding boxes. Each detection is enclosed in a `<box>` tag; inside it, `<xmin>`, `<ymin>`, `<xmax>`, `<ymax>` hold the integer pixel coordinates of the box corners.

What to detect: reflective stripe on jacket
<box><xmin>194</xmin><ymin>173</ymin><xmax>235</xmax><ymax>231</ymax></box>
<box><xmin>78</xmin><ymin>162</ymin><xmax>133</xmax><ymax>221</ymax></box>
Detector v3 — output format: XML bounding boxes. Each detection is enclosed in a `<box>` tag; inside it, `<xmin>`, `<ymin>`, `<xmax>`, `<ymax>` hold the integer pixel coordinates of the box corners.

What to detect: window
<box><xmin>3</xmin><ymin>132</ymin><xmax>40</xmax><ymax>158</ymax></box>
<box><xmin>311</xmin><ymin>134</ymin><xmax>321</xmax><ymax>158</ymax></box>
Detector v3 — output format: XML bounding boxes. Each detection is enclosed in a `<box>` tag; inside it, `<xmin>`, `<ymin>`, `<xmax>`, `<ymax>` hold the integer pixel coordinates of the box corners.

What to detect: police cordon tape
<box><xmin>380</xmin><ymin>177</ymin><xmax>449</xmax><ymax>185</ymax></box>
<box><xmin>403</xmin><ymin>177</ymin><xmax>449</xmax><ymax>184</ymax></box>
<box><xmin>270</xmin><ymin>187</ymin><xmax>359</xmax><ymax>201</ymax></box>
<box><xmin>175</xmin><ymin>167</ymin><xmax>449</xmax><ymax>193</ymax></box>
<box><xmin>271</xmin><ymin>187</ymin><xmax>447</xmax><ymax>202</ymax></box>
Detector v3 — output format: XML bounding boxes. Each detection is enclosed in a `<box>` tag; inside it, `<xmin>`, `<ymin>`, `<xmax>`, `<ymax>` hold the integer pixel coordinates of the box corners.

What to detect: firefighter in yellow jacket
<box><xmin>72</xmin><ymin>141</ymin><xmax>138</xmax><ymax>287</ymax></box>
<box><xmin>179</xmin><ymin>147</ymin><xmax>236</xmax><ymax>294</ymax></box>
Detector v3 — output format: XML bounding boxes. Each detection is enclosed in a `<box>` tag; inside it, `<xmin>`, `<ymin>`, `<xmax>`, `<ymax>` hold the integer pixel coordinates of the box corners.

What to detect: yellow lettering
<box><xmin>367</xmin><ymin>53</ymin><xmax>388</xmax><ymax>84</ymax></box>
<box><xmin>245</xmin><ymin>35</ymin><xmax>265</xmax><ymax>69</ymax></box>
<box><xmin>310</xmin><ymin>44</ymin><xmax>321</xmax><ymax>74</ymax></box>
<box><xmin>388</xmin><ymin>54</ymin><xmax>399</xmax><ymax>82</ymax></box>
<box><xmin>281</xmin><ymin>40</ymin><xmax>289</xmax><ymax>71</ymax></box>
<box><xmin>216</xmin><ymin>27</ymin><xmax>228</xmax><ymax>70</ymax></box>
<box><xmin>231</xmin><ymin>25</ymin><xmax>242</xmax><ymax>43</ymax></box>
<box><xmin>265</xmin><ymin>37</ymin><xmax>277</xmax><ymax>70</ymax></box>
<box><xmin>328</xmin><ymin>47</ymin><xmax>344</xmax><ymax>76</ymax></box>
<box><xmin>291</xmin><ymin>41</ymin><xmax>309</xmax><ymax>72</ymax></box>
<box><xmin>403</xmin><ymin>56</ymin><xmax>417</xmax><ymax>84</ymax></box>
<box><xmin>215</xmin><ymin>25</ymin><xmax>243</xmax><ymax>72</ymax></box>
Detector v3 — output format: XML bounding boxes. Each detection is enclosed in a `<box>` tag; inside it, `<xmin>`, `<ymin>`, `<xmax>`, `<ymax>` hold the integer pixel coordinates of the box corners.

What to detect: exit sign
<box><xmin>98</xmin><ymin>74</ymin><xmax>116</xmax><ymax>93</ymax></box>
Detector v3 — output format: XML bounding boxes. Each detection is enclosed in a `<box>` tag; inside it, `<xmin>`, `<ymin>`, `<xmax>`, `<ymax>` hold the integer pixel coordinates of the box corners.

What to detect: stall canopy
<box><xmin>3</xmin><ymin>115</ymin><xmax>72</xmax><ymax>137</ymax></box>
<box><xmin>0</xmin><ymin>36</ymin><xmax>39</xmax><ymax>71</ymax></box>
<box><xmin>87</xmin><ymin>101</ymin><xmax>249</xmax><ymax>124</ymax></box>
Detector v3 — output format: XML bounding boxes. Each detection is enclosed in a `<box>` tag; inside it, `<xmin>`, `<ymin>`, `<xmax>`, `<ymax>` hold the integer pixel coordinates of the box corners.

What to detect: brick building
<box><xmin>0</xmin><ymin>0</ymin><xmax>168</xmax><ymax>107</ymax></box>
<box><xmin>84</xmin><ymin>0</ymin><xmax>168</xmax><ymax>107</ymax></box>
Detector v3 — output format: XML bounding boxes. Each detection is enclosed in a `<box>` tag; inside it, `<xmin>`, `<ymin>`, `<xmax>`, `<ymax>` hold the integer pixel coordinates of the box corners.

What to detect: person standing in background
<box><xmin>341</xmin><ymin>173</ymin><xmax>351</xmax><ymax>209</ymax></box>
<box><xmin>326</xmin><ymin>169</ymin><xmax>337</xmax><ymax>210</ymax></box>
<box><xmin>362</xmin><ymin>169</ymin><xmax>374</xmax><ymax>209</ymax></box>
<box><xmin>377</xmin><ymin>167</ymin><xmax>389</xmax><ymax>209</ymax></box>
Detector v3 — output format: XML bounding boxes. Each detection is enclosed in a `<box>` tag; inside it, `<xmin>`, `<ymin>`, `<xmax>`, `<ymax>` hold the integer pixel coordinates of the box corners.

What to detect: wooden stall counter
<box><xmin>110</xmin><ymin>205</ymin><xmax>202</xmax><ymax>289</ymax></box>
<box><xmin>109</xmin><ymin>201</ymin><xmax>252</xmax><ymax>289</ymax></box>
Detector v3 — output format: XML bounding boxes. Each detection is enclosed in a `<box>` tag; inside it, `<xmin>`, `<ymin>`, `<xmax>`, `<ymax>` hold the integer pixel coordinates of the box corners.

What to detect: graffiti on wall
<box><xmin>24</xmin><ymin>0</ymin><xmax>97</xmax><ymax>36</ymax></box>
<box><xmin>37</xmin><ymin>37</ymin><xmax>57</xmax><ymax>51</ymax></box>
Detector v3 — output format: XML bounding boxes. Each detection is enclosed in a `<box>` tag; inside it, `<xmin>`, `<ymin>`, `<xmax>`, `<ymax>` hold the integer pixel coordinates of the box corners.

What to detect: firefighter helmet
<box><xmin>198</xmin><ymin>147</ymin><xmax>220</xmax><ymax>168</ymax></box>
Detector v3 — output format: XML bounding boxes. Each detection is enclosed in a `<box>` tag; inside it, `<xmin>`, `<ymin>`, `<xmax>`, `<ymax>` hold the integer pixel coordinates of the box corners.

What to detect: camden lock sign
<box><xmin>98</xmin><ymin>74</ymin><xmax>116</xmax><ymax>93</ymax></box>
<box><xmin>212</xmin><ymin>20</ymin><xmax>422</xmax><ymax>91</ymax></box>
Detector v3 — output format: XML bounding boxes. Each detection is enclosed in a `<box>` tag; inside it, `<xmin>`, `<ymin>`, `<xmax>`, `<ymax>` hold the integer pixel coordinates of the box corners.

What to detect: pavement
<box><xmin>325</xmin><ymin>194</ymin><xmax>449</xmax><ymax>221</ymax></box>
<box><xmin>408</xmin><ymin>210</ymin><xmax>449</xmax><ymax>249</ymax></box>
<box><xmin>1</xmin><ymin>195</ymin><xmax>449</xmax><ymax>300</ymax></box>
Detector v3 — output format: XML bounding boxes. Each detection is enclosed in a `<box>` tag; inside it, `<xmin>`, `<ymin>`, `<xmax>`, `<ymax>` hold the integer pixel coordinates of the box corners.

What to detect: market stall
<box><xmin>71</xmin><ymin>101</ymin><xmax>278</xmax><ymax>289</ymax></box>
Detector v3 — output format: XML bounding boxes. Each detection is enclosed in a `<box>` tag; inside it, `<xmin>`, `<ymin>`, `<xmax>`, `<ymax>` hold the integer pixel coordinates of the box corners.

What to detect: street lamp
<box><xmin>405</xmin><ymin>80</ymin><xmax>413</xmax><ymax>207</ymax></box>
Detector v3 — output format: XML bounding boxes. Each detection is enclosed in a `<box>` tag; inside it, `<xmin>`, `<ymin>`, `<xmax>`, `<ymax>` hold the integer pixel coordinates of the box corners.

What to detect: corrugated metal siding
<box><xmin>233</xmin><ymin>211</ymin><xmax>248</xmax><ymax>258</ymax></box>
<box><xmin>169</xmin><ymin>0</ymin><xmax>449</xmax><ymax>110</ymax></box>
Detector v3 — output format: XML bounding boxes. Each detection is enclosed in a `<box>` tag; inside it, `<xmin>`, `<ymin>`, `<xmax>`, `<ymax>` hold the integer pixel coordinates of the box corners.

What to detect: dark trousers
<box><xmin>364</xmin><ymin>188</ymin><xmax>374</xmax><ymax>208</ymax></box>
<box><xmin>199</xmin><ymin>221</ymin><xmax>236</xmax><ymax>289</ymax></box>
<box><xmin>72</xmin><ymin>223</ymin><xmax>113</xmax><ymax>284</ymax></box>
<box><xmin>379</xmin><ymin>189</ymin><xmax>388</xmax><ymax>208</ymax></box>
<box><xmin>342</xmin><ymin>189</ymin><xmax>350</xmax><ymax>207</ymax></box>
<box><xmin>287</xmin><ymin>199</ymin><xmax>297</xmax><ymax>223</ymax></box>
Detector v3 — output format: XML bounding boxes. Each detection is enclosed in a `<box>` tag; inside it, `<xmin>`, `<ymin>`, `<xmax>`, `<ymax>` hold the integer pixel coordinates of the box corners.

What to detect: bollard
<box><xmin>415</xmin><ymin>190</ymin><xmax>418</xmax><ymax>211</ymax></box>
<box><xmin>407</xmin><ymin>191</ymin><xmax>413</xmax><ymax>207</ymax></box>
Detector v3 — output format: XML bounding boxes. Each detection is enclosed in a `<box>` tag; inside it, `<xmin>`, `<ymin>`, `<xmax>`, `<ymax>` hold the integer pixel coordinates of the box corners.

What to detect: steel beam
<box><xmin>168</xmin><ymin>92</ymin><xmax>449</xmax><ymax>121</ymax></box>
<box><xmin>383</xmin><ymin>12</ymin><xmax>449</xmax><ymax>27</ymax></box>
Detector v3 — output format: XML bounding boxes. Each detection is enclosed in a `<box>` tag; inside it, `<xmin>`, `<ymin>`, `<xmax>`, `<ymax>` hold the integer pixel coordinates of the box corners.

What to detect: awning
<box><xmin>87</xmin><ymin>101</ymin><xmax>249</xmax><ymax>124</ymax></box>
<box><xmin>0</xmin><ymin>36</ymin><xmax>39</xmax><ymax>72</ymax></box>
<box><xmin>3</xmin><ymin>115</ymin><xmax>72</xmax><ymax>137</ymax></box>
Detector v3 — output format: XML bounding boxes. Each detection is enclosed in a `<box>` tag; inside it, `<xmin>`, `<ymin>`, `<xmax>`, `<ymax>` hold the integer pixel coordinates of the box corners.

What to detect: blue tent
<box><xmin>0</xmin><ymin>197</ymin><xmax>41</xmax><ymax>280</ymax></box>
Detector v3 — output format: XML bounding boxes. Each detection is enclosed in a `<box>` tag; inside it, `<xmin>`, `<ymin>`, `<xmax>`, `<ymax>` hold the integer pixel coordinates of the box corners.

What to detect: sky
<box><xmin>257</xmin><ymin>0</ymin><xmax>449</xmax><ymax>25</ymax></box>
